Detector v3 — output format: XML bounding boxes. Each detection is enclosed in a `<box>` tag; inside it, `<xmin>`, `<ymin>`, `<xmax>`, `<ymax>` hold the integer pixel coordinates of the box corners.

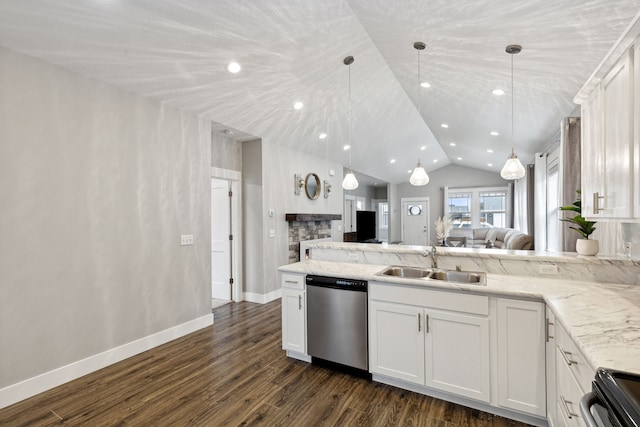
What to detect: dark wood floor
<box><xmin>0</xmin><ymin>300</ymin><xmax>531</xmax><ymax>426</ymax></box>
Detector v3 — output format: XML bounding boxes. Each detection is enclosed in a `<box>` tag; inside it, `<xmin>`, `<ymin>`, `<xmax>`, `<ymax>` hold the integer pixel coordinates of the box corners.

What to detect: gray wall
<box><xmin>212</xmin><ymin>130</ymin><xmax>242</xmax><ymax>171</ymax></box>
<box><xmin>392</xmin><ymin>164</ymin><xmax>506</xmax><ymax>243</ymax></box>
<box><xmin>242</xmin><ymin>140</ymin><xmax>264</xmax><ymax>296</ymax></box>
<box><xmin>0</xmin><ymin>47</ymin><xmax>211</xmax><ymax>389</ymax></box>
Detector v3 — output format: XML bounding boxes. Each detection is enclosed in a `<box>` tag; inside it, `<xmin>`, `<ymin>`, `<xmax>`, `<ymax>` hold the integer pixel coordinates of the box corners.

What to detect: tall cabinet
<box><xmin>577</xmin><ymin>16</ymin><xmax>640</xmax><ymax>221</ymax></box>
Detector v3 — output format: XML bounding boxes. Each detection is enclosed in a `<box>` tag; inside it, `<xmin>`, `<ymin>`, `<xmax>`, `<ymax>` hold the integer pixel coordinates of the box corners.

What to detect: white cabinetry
<box><xmin>281</xmin><ymin>273</ymin><xmax>307</xmax><ymax>357</ymax></box>
<box><xmin>553</xmin><ymin>320</ymin><xmax>596</xmax><ymax>426</ymax></box>
<box><xmin>496</xmin><ymin>299</ymin><xmax>546</xmax><ymax>417</ymax></box>
<box><xmin>368</xmin><ymin>282</ymin><xmax>490</xmax><ymax>402</ymax></box>
<box><xmin>369</xmin><ymin>301</ymin><xmax>424</xmax><ymax>384</ymax></box>
<box><xmin>546</xmin><ymin>307</ymin><xmax>558</xmax><ymax>427</ymax></box>
<box><xmin>579</xmin><ymin>31</ymin><xmax>638</xmax><ymax>219</ymax></box>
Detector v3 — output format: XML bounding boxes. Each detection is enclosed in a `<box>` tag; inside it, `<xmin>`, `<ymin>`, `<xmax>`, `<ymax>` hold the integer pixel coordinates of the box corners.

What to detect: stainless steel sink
<box><xmin>377</xmin><ymin>266</ymin><xmax>432</xmax><ymax>278</ymax></box>
<box><xmin>429</xmin><ymin>270</ymin><xmax>486</xmax><ymax>285</ymax></box>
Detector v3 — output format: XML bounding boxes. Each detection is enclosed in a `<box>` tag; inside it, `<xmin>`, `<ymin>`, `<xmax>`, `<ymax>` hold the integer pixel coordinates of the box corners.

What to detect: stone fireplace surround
<box><xmin>285</xmin><ymin>214</ymin><xmax>341</xmax><ymax>264</ymax></box>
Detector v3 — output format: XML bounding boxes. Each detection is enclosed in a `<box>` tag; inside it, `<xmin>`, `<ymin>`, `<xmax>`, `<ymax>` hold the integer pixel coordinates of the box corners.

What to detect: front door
<box><xmin>401</xmin><ymin>198</ymin><xmax>430</xmax><ymax>246</ymax></box>
<box><xmin>211</xmin><ymin>178</ymin><xmax>231</xmax><ymax>300</ymax></box>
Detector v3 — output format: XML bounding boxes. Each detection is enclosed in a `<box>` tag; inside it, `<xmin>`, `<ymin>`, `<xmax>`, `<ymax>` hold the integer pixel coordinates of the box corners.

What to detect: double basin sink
<box><xmin>376</xmin><ymin>266</ymin><xmax>486</xmax><ymax>285</ymax></box>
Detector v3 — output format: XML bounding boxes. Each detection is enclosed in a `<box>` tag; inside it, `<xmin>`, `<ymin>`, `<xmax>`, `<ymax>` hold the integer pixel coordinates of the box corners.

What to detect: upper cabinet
<box><xmin>577</xmin><ymin>15</ymin><xmax>640</xmax><ymax>220</ymax></box>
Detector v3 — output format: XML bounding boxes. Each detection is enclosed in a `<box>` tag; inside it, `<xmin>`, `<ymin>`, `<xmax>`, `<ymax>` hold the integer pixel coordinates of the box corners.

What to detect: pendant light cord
<box><xmin>511</xmin><ymin>51</ymin><xmax>514</xmax><ymax>157</ymax></box>
<box><xmin>348</xmin><ymin>61</ymin><xmax>352</xmax><ymax>170</ymax></box>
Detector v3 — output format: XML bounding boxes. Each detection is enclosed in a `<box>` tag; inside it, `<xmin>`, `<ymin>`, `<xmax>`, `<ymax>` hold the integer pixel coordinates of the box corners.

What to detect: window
<box><xmin>444</xmin><ymin>186</ymin><xmax>511</xmax><ymax>229</ymax></box>
<box><xmin>379</xmin><ymin>202</ymin><xmax>389</xmax><ymax>229</ymax></box>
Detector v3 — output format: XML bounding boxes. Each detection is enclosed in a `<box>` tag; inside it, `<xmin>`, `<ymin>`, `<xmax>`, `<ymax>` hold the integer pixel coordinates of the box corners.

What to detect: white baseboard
<box><xmin>244</xmin><ymin>289</ymin><xmax>282</xmax><ymax>304</ymax></box>
<box><xmin>0</xmin><ymin>313</ymin><xmax>213</xmax><ymax>409</ymax></box>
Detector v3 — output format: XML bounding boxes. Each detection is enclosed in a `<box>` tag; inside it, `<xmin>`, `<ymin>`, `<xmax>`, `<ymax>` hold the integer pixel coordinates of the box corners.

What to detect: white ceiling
<box><xmin>0</xmin><ymin>0</ymin><xmax>637</xmax><ymax>184</ymax></box>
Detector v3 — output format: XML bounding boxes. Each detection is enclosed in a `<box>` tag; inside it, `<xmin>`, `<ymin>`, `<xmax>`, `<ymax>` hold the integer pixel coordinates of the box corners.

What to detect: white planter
<box><xmin>576</xmin><ymin>239</ymin><xmax>599</xmax><ymax>256</ymax></box>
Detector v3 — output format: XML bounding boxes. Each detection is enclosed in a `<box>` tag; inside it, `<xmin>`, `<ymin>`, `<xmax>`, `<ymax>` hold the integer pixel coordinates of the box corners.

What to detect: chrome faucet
<box><xmin>430</xmin><ymin>244</ymin><xmax>438</xmax><ymax>269</ymax></box>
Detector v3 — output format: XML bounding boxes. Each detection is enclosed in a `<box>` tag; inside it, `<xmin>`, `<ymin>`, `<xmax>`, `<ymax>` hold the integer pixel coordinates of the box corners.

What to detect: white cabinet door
<box><xmin>581</xmin><ymin>88</ymin><xmax>604</xmax><ymax>218</ymax></box>
<box><xmin>601</xmin><ymin>50</ymin><xmax>633</xmax><ymax>218</ymax></box>
<box><xmin>425</xmin><ymin>309</ymin><xmax>490</xmax><ymax>402</ymax></box>
<box><xmin>496</xmin><ymin>299</ymin><xmax>546</xmax><ymax>417</ymax></box>
<box><xmin>369</xmin><ymin>301</ymin><xmax>425</xmax><ymax>385</ymax></box>
<box><xmin>546</xmin><ymin>307</ymin><xmax>558</xmax><ymax>427</ymax></box>
<box><xmin>282</xmin><ymin>287</ymin><xmax>306</xmax><ymax>353</ymax></box>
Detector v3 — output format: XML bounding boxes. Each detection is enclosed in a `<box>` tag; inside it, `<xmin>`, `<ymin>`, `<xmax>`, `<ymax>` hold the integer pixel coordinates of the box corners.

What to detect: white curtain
<box><xmin>513</xmin><ymin>176</ymin><xmax>528</xmax><ymax>234</ymax></box>
<box><xmin>534</xmin><ymin>153</ymin><xmax>547</xmax><ymax>251</ymax></box>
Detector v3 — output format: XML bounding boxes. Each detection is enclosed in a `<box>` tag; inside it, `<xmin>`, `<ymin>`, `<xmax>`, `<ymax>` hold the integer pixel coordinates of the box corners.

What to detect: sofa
<box><xmin>450</xmin><ymin>227</ymin><xmax>533</xmax><ymax>250</ymax></box>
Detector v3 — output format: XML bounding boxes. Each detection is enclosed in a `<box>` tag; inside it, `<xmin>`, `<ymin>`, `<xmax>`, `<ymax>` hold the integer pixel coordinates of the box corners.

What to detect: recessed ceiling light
<box><xmin>343</xmin><ymin>145</ymin><xmax>350</xmax><ymax>150</ymax></box>
<box><xmin>408</xmin><ymin>169</ymin><xmax>413</xmax><ymax>174</ymax></box>
<box><xmin>488</xmin><ymin>163</ymin><xmax>493</xmax><ymax>167</ymax></box>
<box><xmin>420</xmin><ymin>145</ymin><xmax>427</xmax><ymax>150</ymax></box>
<box><xmin>441</xmin><ymin>123</ymin><xmax>449</xmax><ymax>128</ymax></box>
<box><xmin>293</xmin><ymin>101</ymin><xmax>304</xmax><ymax>110</ymax></box>
<box><xmin>433</xmin><ymin>159</ymin><xmax>438</xmax><ymax>163</ymax></box>
<box><xmin>487</xmin><ymin>149</ymin><xmax>494</xmax><ymax>153</ymax></box>
<box><xmin>227</xmin><ymin>62</ymin><xmax>241</xmax><ymax>73</ymax></box>
<box><xmin>449</xmin><ymin>142</ymin><xmax>456</xmax><ymax>147</ymax></box>
<box><xmin>492</xmin><ymin>89</ymin><xmax>505</xmax><ymax>96</ymax></box>
<box><xmin>457</xmin><ymin>157</ymin><xmax>462</xmax><ymax>161</ymax></box>
<box><xmin>390</xmin><ymin>159</ymin><xmax>396</xmax><ymax>164</ymax></box>
<box><xmin>490</xmin><ymin>131</ymin><xmax>499</xmax><ymax>136</ymax></box>
<box><xmin>420</xmin><ymin>82</ymin><xmax>431</xmax><ymax>88</ymax></box>
<box><xmin>319</xmin><ymin>133</ymin><xmax>327</xmax><ymax>139</ymax></box>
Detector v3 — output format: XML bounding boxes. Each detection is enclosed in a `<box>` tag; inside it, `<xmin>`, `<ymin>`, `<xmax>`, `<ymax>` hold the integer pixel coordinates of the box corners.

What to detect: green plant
<box><xmin>560</xmin><ymin>190</ymin><xmax>596</xmax><ymax>239</ymax></box>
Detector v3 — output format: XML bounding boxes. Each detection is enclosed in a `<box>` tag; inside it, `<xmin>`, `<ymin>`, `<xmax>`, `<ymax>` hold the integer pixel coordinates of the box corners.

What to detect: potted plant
<box><xmin>435</xmin><ymin>216</ymin><xmax>453</xmax><ymax>246</ymax></box>
<box><xmin>560</xmin><ymin>190</ymin><xmax>598</xmax><ymax>256</ymax></box>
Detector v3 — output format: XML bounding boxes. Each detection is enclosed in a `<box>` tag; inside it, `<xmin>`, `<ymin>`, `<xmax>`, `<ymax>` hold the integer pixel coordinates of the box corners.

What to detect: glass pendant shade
<box><xmin>410</xmin><ymin>161</ymin><xmax>429</xmax><ymax>186</ymax></box>
<box><xmin>342</xmin><ymin>170</ymin><xmax>359</xmax><ymax>190</ymax></box>
<box><xmin>500</xmin><ymin>153</ymin><xmax>526</xmax><ymax>180</ymax></box>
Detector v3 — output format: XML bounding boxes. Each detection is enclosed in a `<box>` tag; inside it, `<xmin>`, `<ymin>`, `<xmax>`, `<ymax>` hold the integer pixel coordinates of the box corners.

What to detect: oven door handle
<box><xmin>579</xmin><ymin>391</ymin><xmax>601</xmax><ymax>427</ymax></box>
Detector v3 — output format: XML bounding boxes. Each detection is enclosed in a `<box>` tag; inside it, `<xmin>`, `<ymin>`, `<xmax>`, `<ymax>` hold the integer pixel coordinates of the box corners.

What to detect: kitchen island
<box><xmin>279</xmin><ymin>242</ymin><xmax>640</xmax><ymax>427</ymax></box>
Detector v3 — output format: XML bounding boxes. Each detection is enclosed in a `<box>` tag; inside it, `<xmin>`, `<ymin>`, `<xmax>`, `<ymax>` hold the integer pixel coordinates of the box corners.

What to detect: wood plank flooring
<box><xmin>0</xmin><ymin>300</ymin><xmax>531</xmax><ymax>426</ymax></box>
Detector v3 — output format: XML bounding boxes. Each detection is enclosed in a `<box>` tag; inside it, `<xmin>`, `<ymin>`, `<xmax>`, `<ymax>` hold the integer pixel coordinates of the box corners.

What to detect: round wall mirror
<box><xmin>304</xmin><ymin>173</ymin><xmax>321</xmax><ymax>200</ymax></box>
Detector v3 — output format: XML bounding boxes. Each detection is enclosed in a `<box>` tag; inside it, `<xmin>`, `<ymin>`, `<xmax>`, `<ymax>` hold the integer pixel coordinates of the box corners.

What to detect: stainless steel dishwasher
<box><xmin>306</xmin><ymin>275</ymin><xmax>368</xmax><ymax>372</ymax></box>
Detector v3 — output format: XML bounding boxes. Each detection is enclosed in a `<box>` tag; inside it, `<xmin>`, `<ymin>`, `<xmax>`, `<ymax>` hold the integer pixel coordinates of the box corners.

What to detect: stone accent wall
<box><xmin>288</xmin><ymin>220</ymin><xmax>332</xmax><ymax>263</ymax></box>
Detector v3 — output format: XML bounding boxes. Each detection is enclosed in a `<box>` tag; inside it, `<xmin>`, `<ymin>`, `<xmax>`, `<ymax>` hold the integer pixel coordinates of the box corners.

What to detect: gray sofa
<box><xmin>450</xmin><ymin>227</ymin><xmax>533</xmax><ymax>250</ymax></box>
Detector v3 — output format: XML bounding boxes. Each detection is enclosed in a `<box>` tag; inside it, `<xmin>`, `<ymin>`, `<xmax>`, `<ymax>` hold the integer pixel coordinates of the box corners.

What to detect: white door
<box><xmin>401</xmin><ymin>198</ymin><xmax>430</xmax><ymax>245</ymax></box>
<box><xmin>425</xmin><ymin>310</ymin><xmax>490</xmax><ymax>402</ymax></box>
<box><xmin>211</xmin><ymin>178</ymin><xmax>231</xmax><ymax>300</ymax></box>
<box><xmin>369</xmin><ymin>301</ymin><xmax>425</xmax><ymax>385</ymax></box>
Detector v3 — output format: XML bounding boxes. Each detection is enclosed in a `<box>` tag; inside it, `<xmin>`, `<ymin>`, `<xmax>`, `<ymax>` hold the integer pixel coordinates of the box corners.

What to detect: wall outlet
<box><xmin>348</xmin><ymin>253</ymin><xmax>359</xmax><ymax>261</ymax></box>
<box><xmin>538</xmin><ymin>264</ymin><xmax>559</xmax><ymax>275</ymax></box>
<box><xmin>180</xmin><ymin>234</ymin><xmax>194</xmax><ymax>246</ymax></box>
<box><xmin>269</xmin><ymin>229</ymin><xmax>275</xmax><ymax>238</ymax></box>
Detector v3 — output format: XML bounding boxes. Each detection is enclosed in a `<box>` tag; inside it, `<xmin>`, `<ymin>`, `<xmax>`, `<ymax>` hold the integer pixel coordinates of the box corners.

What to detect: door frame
<box><xmin>211</xmin><ymin>167</ymin><xmax>243</xmax><ymax>302</ymax></box>
<box><xmin>400</xmin><ymin>197</ymin><xmax>430</xmax><ymax>245</ymax></box>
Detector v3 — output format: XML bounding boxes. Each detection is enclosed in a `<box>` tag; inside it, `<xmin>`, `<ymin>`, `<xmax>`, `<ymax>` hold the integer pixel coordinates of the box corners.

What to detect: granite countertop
<box><xmin>279</xmin><ymin>260</ymin><xmax>640</xmax><ymax>374</ymax></box>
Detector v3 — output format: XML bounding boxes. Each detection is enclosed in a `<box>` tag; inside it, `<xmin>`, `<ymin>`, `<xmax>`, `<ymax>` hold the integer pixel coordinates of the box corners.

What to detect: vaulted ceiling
<box><xmin>0</xmin><ymin>1</ymin><xmax>637</xmax><ymax>184</ymax></box>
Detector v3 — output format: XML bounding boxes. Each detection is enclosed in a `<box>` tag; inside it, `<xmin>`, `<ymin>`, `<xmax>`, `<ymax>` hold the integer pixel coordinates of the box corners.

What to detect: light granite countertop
<box><xmin>279</xmin><ymin>260</ymin><xmax>640</xmax><ymax>374</ymax></box>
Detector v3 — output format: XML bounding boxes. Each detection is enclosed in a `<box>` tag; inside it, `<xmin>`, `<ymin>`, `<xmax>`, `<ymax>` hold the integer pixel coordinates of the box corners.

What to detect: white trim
<box><xmin>0</xmin><ymin>314</ymin><xmax>213</xmax><ymax>409</ymax></box>
<box><xmin>244</xmin><ymin>289</ymin><xmax>282</xmax><ymax>304</ymax></box>
<box><xmin>210</xmin><ymin>166</ymin><xmax>241</xmax><ymax>181</ymax></box>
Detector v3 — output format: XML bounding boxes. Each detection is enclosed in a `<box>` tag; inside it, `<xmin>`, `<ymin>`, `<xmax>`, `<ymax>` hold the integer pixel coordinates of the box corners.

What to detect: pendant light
<box><xmin>342</xmin><ymin>55</ymin><xmax>359</xmax><ymax>190</ymax></box>
<box><xmin>410</xmin><ymin>42</ymin><xmax>430</xmax><ymax>186</ymax></box>
<box><xmin>500</xmin><ymin>44</ymin><xmax>526</xmax><ymax>180</ymax></box>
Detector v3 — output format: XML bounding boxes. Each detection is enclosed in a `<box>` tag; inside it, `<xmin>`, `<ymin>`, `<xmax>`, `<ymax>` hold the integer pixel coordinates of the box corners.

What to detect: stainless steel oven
<box><xmin>580</xmin><ymin>368</ymin><xmax>640</xmax><ymax>427</ymax></box>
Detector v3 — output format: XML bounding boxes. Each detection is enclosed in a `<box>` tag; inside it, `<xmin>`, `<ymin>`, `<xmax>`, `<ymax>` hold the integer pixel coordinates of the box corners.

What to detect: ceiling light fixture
<box><xmin>420</xmin><ymin>145</ymin><xmax>427</xmax><ymax>150</ymax></box>
<box><xmin>490</xmin><ymin>131</ymin><xmax>499</xmax><ymax>136</ymax></box>
<box><xmin>410</xmin><ymin>41</ymin><xmax>430</xmax><ymax>186</ymax></box>
<box><xmin>500</xmin><ymin>45</ymin><xmax>526</xmax><ymax>180</ymax></box>
<box><xmin>441</xmin><ymin>123</ymin><xmax>449</xmax><ymax>128</ymax></box>
<box><xmin>449</xmin><ymin>142</ymin><xmax>456</xmax><ymax>146</ymax></box>
<box><xmin>487</xmin><ymin>149</ymin><xmax>494</xmax><ymax>153</ymax></box>
<box><xmin>341</xmin><ymin>56</ymin><xmax>359</xmax><ymax>190</ymax></box>
<box><xmin>227</xmin><ymin>62</ymin><xmax>241</xmax><ymax>73</ymax></box>
<box><xmin>319</xmin><ymin>133</ymin><xmax>327</xmax><ymax>139</ymax></box>
<box><xmin>293</xmin><ymin>101</ymin><xmax>304</xmax><ymax>110</ymax></box>
<box><xmin>492</xmin><ymin>89</ymin><xmax>504</xmax><ymax>96</ymax></box>
<box><xmin>390</xmin><ymin>159</ymin><xmax>396</xmax><ymax>164</ymax></box>
<box><xmin>420</xmin><ymin>82</ymin><xmax>431</xmax><ymax>88</ymax></box>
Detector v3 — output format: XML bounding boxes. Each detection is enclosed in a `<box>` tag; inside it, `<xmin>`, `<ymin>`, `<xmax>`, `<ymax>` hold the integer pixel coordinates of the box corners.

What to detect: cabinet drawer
<box><xmin>556</xmin><ymin>322</ymin><xmax>594</xmax><ymax>393</ymax></box>
<box><xmin>556</xmin><ymin>346</ymin><xmax>584</xmax><ymax>427</ymax></box>
<box><xmin>281</xmin><ymin>273</ymin><xmax>305</xmax><ymax>290</ymax></box>
<box><xmin>369</xmin><ymin>282</ymin><xmax>488</xmax><ymax>315</ymax></box>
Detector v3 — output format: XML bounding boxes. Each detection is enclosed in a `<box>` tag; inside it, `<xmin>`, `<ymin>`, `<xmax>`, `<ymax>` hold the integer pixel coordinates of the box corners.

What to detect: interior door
<box><xmin>401</xmin><ymin>199</ymin><xmax>430</xmax><ymax>245</ymax></box>
<box><xmin>211</xmin><ymin>178</ymin><xmax>231</xmax><ymax>300</ymax></box>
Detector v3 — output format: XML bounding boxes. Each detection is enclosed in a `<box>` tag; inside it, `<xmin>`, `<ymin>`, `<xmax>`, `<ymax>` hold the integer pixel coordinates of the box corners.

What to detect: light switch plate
<box><xmin>181</xmin><ymin>234</ymin><xmax>194</xmax><ymax>246</ymax></box>
<box><xmin>269</xmin><ymin>229</ymin><xmax>275</xmax><ymax>238</ymax></box>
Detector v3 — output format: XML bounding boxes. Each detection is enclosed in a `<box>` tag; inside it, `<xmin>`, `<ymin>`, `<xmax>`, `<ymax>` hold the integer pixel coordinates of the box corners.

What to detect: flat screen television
<box><xmin>356</xmin><ymin>210</ymin><xmax>377</xmax><ymax>242</ymax></box>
